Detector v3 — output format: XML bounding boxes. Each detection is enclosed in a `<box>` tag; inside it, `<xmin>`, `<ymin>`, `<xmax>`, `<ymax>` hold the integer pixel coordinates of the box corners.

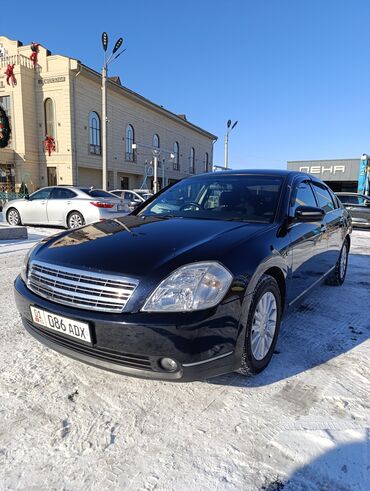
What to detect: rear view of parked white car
<box><xmin>4</xmin><ymin>186</ymin><xmax>129</xmax><ymax>228</ymax></box>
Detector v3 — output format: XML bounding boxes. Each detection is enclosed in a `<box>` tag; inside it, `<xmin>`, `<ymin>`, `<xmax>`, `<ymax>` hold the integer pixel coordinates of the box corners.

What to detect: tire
<box><xmin>67</xmin><ymin>211</ymin><xmax>85</xmax><ymax>229</ymax></box>
<box><xmin>326</xmin><ymin>239</ymin><xmax>349</xmax><ymax>286</ymax></box>
<box><xmin>238</xmin><ymin>275</ymin><xmax>282</xmax><ymax>376</ymax></box>
<box><xmin>7</xmin><ymin>208</ymin><xmax>22</xmax><ymax>226</ymax></box>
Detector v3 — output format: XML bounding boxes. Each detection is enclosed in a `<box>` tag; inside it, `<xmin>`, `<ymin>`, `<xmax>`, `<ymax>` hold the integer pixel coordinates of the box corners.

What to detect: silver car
<box><xmin>3</xmin><ymin>186</ymin><xmax>130</xmax><ymax>229</ymax></box>
<box><xmin>110</xmin><ymin>189</ymin><xmax>153</xmax><ymax>211</ymax></box>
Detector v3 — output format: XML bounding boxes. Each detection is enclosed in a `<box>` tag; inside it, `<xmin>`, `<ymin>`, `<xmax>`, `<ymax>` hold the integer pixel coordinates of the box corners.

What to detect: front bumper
<box><xmin>14</xmin><ymin>276</ymin><xmax>244</xmax><ymax>382</ymax></box>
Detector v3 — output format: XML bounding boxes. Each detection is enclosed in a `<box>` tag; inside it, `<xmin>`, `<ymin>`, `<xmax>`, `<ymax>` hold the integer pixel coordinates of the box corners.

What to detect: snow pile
<box><xmin>0</xmin><ymin>231</ymin><xmax>369</xmax><ymax>490</ymax></box>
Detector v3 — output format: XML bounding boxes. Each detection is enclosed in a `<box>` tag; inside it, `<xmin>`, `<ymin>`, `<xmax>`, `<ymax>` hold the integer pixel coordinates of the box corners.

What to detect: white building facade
<box><xmin>0</xmin><ymin>36</ymin><xmax>217</xmax><ymax>193</ymax></box>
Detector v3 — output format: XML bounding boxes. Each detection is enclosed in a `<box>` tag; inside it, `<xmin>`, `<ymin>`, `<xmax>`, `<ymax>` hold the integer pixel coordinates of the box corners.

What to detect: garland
<box><xmin>44</xmin><ymin>134</ymin><xmax>56</xmax><ymax>156</ymax></box>
<box><xmin>4</xmin><ymin>64</ymin><xmax>16</xmax><ymax>87</ymax></box>
<box><xmin>0</xmin><ymin>105</ymin><xmax>11</xmax><ymax>149</ymax></box>
<box><xmin>30</xmin><ymin>42</ymin><xmax>40</xmax><ymax>68</ymax></box>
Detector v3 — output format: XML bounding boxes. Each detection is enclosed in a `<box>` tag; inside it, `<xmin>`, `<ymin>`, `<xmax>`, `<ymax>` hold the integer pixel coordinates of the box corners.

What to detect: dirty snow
<box><xmin>0</xmin><ymin>228</ymin><xmax>369</xmax><ymax>490</ymax></box>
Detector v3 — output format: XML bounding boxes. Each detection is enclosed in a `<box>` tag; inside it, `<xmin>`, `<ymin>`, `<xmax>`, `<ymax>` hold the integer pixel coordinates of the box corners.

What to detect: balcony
<box><xmin>0</xmin><ymin>54</ymin><xmax>35</xmax><ymax>70</ymax></box>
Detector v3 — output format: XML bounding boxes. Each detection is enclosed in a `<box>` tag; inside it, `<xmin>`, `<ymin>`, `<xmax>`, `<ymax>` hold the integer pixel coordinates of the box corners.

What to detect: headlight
<box><xmin>142</xmin><ymin>261</ymin><xmax>233</xmax><ymax>312</ymax></box>
<box><xmin>21</xmin><ymin>244</ymin><xmax>38</xmax><ymax>283</ymax></box>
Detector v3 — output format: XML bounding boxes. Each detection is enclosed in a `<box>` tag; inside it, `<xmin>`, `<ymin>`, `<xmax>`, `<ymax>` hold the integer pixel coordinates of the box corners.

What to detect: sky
<box><xmin>1</xmin><ymin>0</ymin><xmax>369</xmax><ymax>169</ymax></box>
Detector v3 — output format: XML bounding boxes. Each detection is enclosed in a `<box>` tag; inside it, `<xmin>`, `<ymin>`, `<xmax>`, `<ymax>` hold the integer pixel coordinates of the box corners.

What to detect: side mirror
<box><xmin>364</xmin><ymin>200</ymin><xmax>370</xmax><ymax>207</ymax></box>
<box><xmin>24</xmin><ymin>194</ymin><xmax>29</xmax><ymax>200</ymax></box>
<box><xmin>294</xmin><ymin>205</ymin><xmax>325</xmax><ymax>222</ymax></box>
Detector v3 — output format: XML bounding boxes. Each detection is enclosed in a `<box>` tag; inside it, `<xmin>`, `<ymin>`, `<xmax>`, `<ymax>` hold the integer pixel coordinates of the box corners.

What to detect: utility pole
<box><xmin>153</xmin><ymin>152</ymin><xmax>159</xmax><ymax>194</ymax></box>
<box><xmin>101</xmin><ymin>63</ymin><xmax>107</xmax><ymax>190</ymax></box>
<box><xmin>101</xmin><ymin>32</ymin><xmax>125</xmax><ymax>190</ymax></box>
<box><xmin>224</xmin><ymin>119</ymin><xmax>238</xmax><ymax>169</ymax></box>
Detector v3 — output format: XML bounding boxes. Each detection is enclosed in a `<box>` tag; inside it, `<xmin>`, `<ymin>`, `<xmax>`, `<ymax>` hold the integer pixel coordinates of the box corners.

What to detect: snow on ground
<box><xmin>0</xmin><ymin>229</ymin><xmax>369</xmax><ymax>490</ymax></box>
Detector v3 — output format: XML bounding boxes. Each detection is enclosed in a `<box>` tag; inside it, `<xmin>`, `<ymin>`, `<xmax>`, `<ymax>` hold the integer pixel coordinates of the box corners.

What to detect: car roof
<box><xmin>189</xmin><ymin>169</ymin><xmax>318</xmax><ymax>180</ymax></box>
<box><xmin>336</xmin><ymin>192</ymin><xmax>360</xmax><ymax>195</ymax></box>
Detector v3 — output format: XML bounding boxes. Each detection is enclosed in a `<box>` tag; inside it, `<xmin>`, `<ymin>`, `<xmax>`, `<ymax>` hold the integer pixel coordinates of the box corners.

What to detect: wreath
<box><xmin>0</xmin><ymin>105</ymin><xmax>11</xmax><ymax>149</ymax></box>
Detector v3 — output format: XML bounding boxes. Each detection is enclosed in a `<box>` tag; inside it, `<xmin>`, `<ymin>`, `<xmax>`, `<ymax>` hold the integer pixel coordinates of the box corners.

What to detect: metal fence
<box><xmin>0</xmin><ymin>191</ymin><xmax>26</xmax><ymax>212</ymax></box>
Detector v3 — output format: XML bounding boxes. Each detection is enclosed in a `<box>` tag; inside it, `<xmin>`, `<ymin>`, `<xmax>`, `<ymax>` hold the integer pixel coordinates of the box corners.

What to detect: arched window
<box><xmin>204</xmin><ymin>152</ymin><xmax>209</xmax><ymax>172</ymax></box>
<box><xmin>44</xmin><ymin>98</ymin><xmax>55</xmax><ymax>138</ymax></box>
<box><xmin>173</xmin><ymin>141</ymin><xmax>179</xmax><ymax>170</ymax></box>
<box><xmin>125</xmin><ymin>124</ymin><xmax>135</xmax><ymax>161</ymax></box>
<box><xmin>152</xmin><ymin>134</ymin><xmax>160</xmax><ymax>149</ymax></box>
<box><xmin>190</xmin><ymin>147</ymin><xmax>195</xmax><ymax>173</ymax></box>
<box><xmin>89</xmin><ymin>111</ymin><xmax>101</xmax><ymax>155</ymax></box>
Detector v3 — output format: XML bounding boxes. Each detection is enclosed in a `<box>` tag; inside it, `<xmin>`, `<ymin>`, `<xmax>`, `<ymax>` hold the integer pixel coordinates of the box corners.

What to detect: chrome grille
<box><xmin>28</xmin><ymin>260</ymin><xmax>138</xmax><ymax>313</ymax></box>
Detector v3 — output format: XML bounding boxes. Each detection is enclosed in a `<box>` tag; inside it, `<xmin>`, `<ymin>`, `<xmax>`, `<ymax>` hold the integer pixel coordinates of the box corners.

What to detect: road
<box><xmin>0</xmin><ymin>228</ymin><xmax>369</xmax><ymax>490</ymax></box>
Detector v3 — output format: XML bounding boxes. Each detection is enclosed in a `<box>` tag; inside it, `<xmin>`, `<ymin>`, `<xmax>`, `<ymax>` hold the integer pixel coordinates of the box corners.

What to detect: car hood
<box><xmin>33</xmin><ymin>215</ymin><xmax>268</xmax><ymax>278</ymax></box>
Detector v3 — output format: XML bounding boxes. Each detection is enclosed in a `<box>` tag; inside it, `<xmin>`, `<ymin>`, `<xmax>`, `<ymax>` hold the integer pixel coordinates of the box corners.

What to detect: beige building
<box><xmin>0</xmin><ymin>36</ymin><xmax>216</xmax><ymax>193</ymax></box>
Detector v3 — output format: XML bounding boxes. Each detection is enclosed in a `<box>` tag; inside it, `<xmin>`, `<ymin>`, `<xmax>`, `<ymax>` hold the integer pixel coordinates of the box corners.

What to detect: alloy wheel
<box><xmin>339</xmin><ymin>244</ymin><xmax>348</xmax><ymax>280</ymax></box>
<box><xmin>7</xmin><ymin>209</ymin><xmax>20</xmax><ymax>226</ymax></box>
<box><xmin>251</xmin><ymin>291</ymin><xmax>277</xmax><ymax>361</ymax></box>
<box><xmin>69</xmin><ymin>213</ymin><xmax>83</xmax><ymax>229</ymax></box>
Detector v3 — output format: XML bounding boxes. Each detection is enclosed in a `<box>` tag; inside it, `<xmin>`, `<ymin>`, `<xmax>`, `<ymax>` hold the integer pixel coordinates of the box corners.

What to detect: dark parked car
<box><xmin>336</xmin><ymin>192</ymin><xmax>370</xmax><ymax>228</ymax></box>
<box><xmin>14</xmin><ymin>170</ymin><xmax>351</xmax><ymax>382</ymax></box>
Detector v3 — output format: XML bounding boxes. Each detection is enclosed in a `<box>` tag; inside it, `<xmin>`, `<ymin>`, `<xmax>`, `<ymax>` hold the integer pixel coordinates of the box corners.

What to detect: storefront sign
<box><xmin>38</xmin><ymin>77</ymin><xmax>66</xmax><ymax>85</ymax></box>
<box><xmin>299</xmin><ymin>165</ymin><xmax>345</xmax><ymax>175</ymax></box>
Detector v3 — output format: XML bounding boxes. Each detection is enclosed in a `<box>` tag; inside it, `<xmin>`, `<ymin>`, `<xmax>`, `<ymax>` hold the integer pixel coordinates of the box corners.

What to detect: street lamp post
<box><xmin>224</xmin><ymin>119</ymin><xmax>238</xmax><ymax>168</ymax></box>
<box><xmin>101</xmin><ymin>32</ymin><xmax>125</xmax><ymax>190</ymax></box>
<box><xmin>132</xmin><ymin>143</ymin><xmax>174</xmax><ymax>194</ymax></box>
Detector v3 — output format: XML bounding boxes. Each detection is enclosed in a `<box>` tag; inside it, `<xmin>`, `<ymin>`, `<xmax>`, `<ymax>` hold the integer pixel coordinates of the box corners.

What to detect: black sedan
<box><xmin>336</xmin><ymin>192</ymin><xmax>370</xmax><ymax>228</ymax></box>
<box><xmin>14</xmin><ymin>170</ymin><xmax>351</xmax><ymax>382</ymax></box>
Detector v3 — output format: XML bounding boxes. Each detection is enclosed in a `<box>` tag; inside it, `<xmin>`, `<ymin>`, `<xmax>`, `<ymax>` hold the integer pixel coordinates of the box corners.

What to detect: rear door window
<box><xmin>338</xmin><ymin>195</ymin><xmax>357</xmax><ymax>205</ymax></box>
<box><xmin>80</xmin><ymin>189</ymin><xmax>114</xmax><ymax>198</ymax></box>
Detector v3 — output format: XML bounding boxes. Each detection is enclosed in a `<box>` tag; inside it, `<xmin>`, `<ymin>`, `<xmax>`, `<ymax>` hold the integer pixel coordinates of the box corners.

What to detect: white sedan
<box><xmin>3</xmin><ymin>186</ymin><xmax>130</xmax><ymax>229</ymax></box>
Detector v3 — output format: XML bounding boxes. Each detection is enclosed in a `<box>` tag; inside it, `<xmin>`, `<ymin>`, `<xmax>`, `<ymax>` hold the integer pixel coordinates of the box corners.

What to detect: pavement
<box><xmin>0</xmin><ymin>228</ymin><xmax>369</xmax><ymax>490</ymax></box>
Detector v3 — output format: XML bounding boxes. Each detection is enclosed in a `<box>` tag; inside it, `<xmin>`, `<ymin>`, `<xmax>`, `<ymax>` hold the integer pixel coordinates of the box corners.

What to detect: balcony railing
<box><xmin>0</xmin><ymin>54</ymin><xmax>35</xmax><ymax>70</ymax></box>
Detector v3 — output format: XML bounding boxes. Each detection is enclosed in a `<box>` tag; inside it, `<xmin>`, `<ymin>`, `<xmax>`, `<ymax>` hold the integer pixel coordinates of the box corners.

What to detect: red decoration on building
<box><xmin>30</xmin><ymin>42</ymin><xmax>40</xmax><ymax>68</ymax></box>
<box><xmin>44</xmin><ymin>135</ymin><xmax>55</xmax><ymax>156</ymax></box>
<box><xmin>4</xmin><ymin>64</ymin><xmax>16</xmax><ymax>87</ymax></box>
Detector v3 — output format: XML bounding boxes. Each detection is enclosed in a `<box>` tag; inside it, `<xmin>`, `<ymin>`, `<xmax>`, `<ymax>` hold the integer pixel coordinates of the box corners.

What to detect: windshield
<box><xmin>138</xmin><ymin>175</ymin><xmax>283</xmax><ymax>223</ymax></box>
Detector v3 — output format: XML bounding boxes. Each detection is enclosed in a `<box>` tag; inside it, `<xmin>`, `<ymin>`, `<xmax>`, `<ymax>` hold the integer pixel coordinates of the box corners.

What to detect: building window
<box><xmin>204</xmin><ymin>152</ymin><xmax>209</xmax><ymax>172</ymax></box>
<box><xmin>152</xmin><ymin>134</ymin><xmax>160</xmax><ymax>149</ymax></box>
<box><xmin>125</xmin><ymin>124</ymin><xmax>136</xmax><ymax>162</ymax></box>
<box><xmin>89</xmin><ymin>111</ymin><xmax>101</xmax><ymax>155</ymax></box>
<box><xmin>173</xmin><ymin>141</ymin><xmax>180</xmax><ymax>170</ymax></box>
<box><xmin>190</xmin><ymin>147</ymin><xmax>195</xmax><ymax>173</ymax></box>
<box><xmin>44</xmin><ymin>98</ymin><xmax>55</xmax><ymax>137</ymax></box>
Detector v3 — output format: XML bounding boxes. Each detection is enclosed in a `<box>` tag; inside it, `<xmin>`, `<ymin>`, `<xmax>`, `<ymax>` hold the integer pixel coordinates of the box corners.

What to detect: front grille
<box><xmin>26</xmin><ymin>320</ymin><xmax>155</xmax><ymax>371</ymax></box>
<box><xmin>28</xmin><ymin>260</ymin><xmax>138</xmax><ymax>313</ymax></box>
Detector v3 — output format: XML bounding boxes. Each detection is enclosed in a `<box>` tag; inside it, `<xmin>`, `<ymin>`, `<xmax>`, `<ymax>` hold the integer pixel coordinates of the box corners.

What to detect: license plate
<box><xmin>30</xmin><ymin>306</ymin><xmax>91</xmax><ymax>344</ymax></box>
<box><xmin>117</xmin><ymin>205</ymin><xmax>126</xmax><ymax>211</ymax></box>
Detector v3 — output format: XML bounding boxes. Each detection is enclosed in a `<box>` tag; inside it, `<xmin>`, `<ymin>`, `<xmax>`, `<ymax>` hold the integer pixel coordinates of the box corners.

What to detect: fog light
<box><xmin>159</xmin><ymin>357</ymin><xmax>178</xmax><ymax>372</ymax></box>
